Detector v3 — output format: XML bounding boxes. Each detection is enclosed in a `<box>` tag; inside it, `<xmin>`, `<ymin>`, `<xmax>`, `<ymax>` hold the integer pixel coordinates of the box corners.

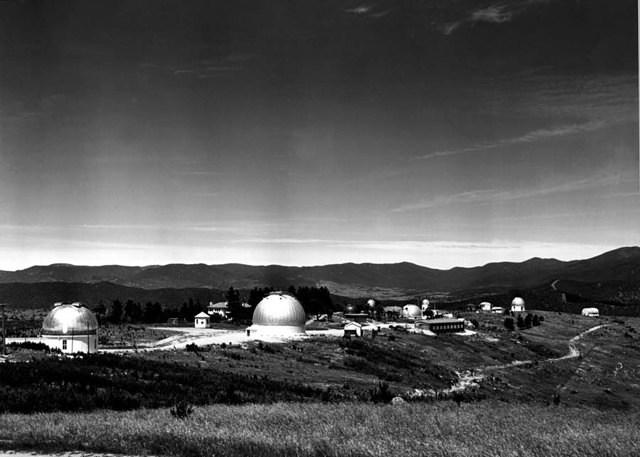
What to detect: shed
<box><xmin>344</xmin><ymin>321</ymin><xmax>362</xmax><ymax>337</ymax></box>
<box><xmin>194</xmin><ymin>312</ymin><xmax>210</xmax><ymax>328</ymax></box>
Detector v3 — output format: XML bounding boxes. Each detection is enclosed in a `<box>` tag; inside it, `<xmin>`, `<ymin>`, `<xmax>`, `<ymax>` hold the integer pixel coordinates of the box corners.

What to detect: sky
<box><xmin>0</xmin><ymin>0</ymin><xmax>638</xmax><ymax>270</ymax></box>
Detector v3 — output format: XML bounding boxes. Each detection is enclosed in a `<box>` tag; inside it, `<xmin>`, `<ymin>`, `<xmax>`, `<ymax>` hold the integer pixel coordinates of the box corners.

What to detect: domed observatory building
<box><xmin>247</xmin><ymin>292</ymin><xmax>307</xmax><ymax>337</ymax></box>
<box><xmin>402</xmin><ymin>304</ymin><xmax>422</xmax><ymax>319</ymax></box>
<box><xmin>42</xmin><ymin>302</ymin><xmax>99</xmax><ymax>353</ymax></box>
<box><xmin>511</xmin><ymin>297</ymin><xmax>526</xmax><ymax>313</ymax></box>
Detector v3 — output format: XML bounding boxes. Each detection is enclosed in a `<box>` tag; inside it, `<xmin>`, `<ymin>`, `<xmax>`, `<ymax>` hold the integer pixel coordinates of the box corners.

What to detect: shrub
<box><xmin>8</xmin><ymin>341</ymin><xmax>52</xmax><ymax>352</ymax></box>
<box><xmin>170</xmin><ymin>401</ymin><xmax>194</xmax><ymax>419</ymax></box>
<box><xmin>504</xmin><ymin>317</ymin><xmax>515</xmax><ymax>331</ymax></box>
<box><xmin>369</xmin><ymin>382</ymin><xmax>393</xmax><ymax>403</ymax></box>
<box><xmin>185</xmin><ymin>343</ymin><xmax>199</xmax><ymax>353</ymax></box>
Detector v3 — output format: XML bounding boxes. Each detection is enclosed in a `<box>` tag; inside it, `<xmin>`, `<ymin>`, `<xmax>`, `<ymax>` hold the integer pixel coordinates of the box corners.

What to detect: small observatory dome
<box><xmin>367</xmin><ymin>298</ymin><xmax>376</xmax><ymax>308</ymax></box>
<box><xmin>510</xmin><ymin>297</ymin><xmax>526</xmax><ymax>312</ymax></box>
<box><xmin>345</xmin><ymin>303</ymin><xmax>358</xmax><ymax>314</ymax></box>
<box><xmin>249</xmin><ymin>292</ymin><xmax>306</xmax><ymax>336</ymax></box>
<box><xmin>402</xmin><ymin>304</ymin><xmax>422</xmax><ymax>319</ymax></box>
<box><xmin>421</xmin><ymin>299</ymin><xmax>430</xmax><ymax>311</ymax></box>
<box><xmin>41</xmin><ymin>302</ymin><xmax>99</xmax><ymax>353</ymax></box>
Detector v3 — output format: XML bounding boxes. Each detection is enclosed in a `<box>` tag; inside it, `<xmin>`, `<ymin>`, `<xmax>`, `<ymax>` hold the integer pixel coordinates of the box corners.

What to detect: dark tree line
<box><xmin>225</xmin><ymin>285</ymin><xmax>336</xmax><ymax>323</ymax></box>
<box><xmin>101</xmin><ymin>298</ymin><xmax>204</xmax><ymax>325</ymax></box>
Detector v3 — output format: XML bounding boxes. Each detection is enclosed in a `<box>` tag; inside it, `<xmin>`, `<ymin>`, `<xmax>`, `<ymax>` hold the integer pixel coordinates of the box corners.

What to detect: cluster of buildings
<box><xmin>7</xmin><ymin>292</ymin><xmax>600</xmax><ymax>355</ymax></box>
<box><xmin>467</xmin><ymin>297</ymin><xmax>527</xmax><ymax>314</ymax></box>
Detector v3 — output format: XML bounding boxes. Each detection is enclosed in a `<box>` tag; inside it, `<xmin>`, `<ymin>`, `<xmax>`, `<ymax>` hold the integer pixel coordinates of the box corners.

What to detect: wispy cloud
<box><xmin>471</xmin><ymin>5</ymin><xmax>512</xmax><ymax>23</ymax></box>
<box><xmin>392</xmin><ymin>173</ymin><xmax>623</xmax><ymax>212</ymax></box>
<box><xmin>441</xmin><ymin>0</ymin><xmax>552</xmax><ymax>35</ymax></box>
<box><xmin>419</xmin><ymin>120</ymin><xmax>606</xmax><ymax>160</ymax></box>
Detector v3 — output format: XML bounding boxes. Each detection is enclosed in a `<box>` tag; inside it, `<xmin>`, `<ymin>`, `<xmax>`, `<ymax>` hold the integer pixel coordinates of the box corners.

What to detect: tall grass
<box><xmin>0</xmin><ymin>402</ymin><xmax>637</xmax><ymax>457</ymax></box>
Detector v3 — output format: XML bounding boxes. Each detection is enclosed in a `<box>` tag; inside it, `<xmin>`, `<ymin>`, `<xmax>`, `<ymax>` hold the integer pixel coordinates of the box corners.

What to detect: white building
<box><xmin>581</xmin><ymin>307</ymin><xmax>599</xmax><ymax>317</ymax></box>
<box><xmin>491</xmin><ymin>306</ymin><xmax>505</xmax><ymax>314</ymax></box>
<box><xmin>207</xmin><ymin>301</ymin><xmax>229</xmax><ymax>318</ymax></box>
<box><xmin>403</xmin><ymin>304</ymin><xmax>422</xmax><ymax>319</ymax></box>
<box><xmin>421</xmin><ymin>299</ymin><xmax>430</xmax><ymax>313</ymax></box>
<box><xmin>194</xmin><ymin>312</ymin><xmax>210</xmax><ymax>328</ymax></box>
<box><xmin>41</xmin><ymin>302</ymin><xmax>98</xmax><ymax>354</ymax></box>
<box><xmin>247</xmin><ymin>292</ymin><xmax>307</xmax><ymax>337</ymax></box>
<box><xmin>511</xmin><ymin>297</ymin><xmax>526</xmax><ymax>313</ymax></box>
<box><xmin>344</xmin><ymin>321</ymin><xmax>363</xmax><ymax>337</ymax></box>
<box><xmin>479</xmin><ymin>301</ymin><xmax>492</xmax><ymax>312</ymax></box>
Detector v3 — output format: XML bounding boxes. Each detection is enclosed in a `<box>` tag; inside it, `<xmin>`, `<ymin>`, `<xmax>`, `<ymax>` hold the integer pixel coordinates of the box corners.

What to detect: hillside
<box><xmin>0</xmin><ymin>282</ymin><xmax>224</xmax><ymax>309</ymax></box>
<box><xmin>0</xmin><ymin>246</ymin><xmax>638</xmax><ymax>308</ymax></box>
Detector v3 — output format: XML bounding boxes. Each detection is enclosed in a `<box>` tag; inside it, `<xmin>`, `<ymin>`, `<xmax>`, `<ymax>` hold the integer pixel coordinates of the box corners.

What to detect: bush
<box><xmin>185</xmin><ymin>343</ymin><xmax>199</xmax><ymax>353</ymax></box>
<box><xmin>8</xmin><ymin>341</ymin><xmax>53</xmax><ymax>352</ymax></box>
<box><xmin>170</xmin><ymin>401</ymin><xmax>194</xmax><ymax>419</ymax></box>
<box><xmin>504</xmin><ymin>317</ymin><xmax>515</xmax><ymax>331</ymax></box>
<box><xmin>369</xmin><ymin>382</ymin><xmax>393</xmax><ymax>403</ymax></box>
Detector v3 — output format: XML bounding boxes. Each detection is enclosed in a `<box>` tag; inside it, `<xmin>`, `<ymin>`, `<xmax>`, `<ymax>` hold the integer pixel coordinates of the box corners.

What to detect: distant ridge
<box><xmin>0</xmin><ymin>246</ymin><xmax>638</xmax><ymax>295</ymax></box>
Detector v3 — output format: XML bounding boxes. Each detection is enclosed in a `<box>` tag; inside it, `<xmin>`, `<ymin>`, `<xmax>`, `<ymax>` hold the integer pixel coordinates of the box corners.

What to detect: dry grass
<box><xmin>0</xmin><ymin>402</ymin><xmax>638</xmax><ymax>457</ymax></box>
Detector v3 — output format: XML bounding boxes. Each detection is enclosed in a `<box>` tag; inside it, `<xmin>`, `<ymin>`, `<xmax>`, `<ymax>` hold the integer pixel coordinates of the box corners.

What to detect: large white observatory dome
<box><xmin>41</xmin><ymin>302</ymin><xmax>99</xmax><ymax>353</ymax></box>
<box><xmin>42</xmin><ymin>302</ymin><xmax>98</xmax><ymax>336</ymax></box>
<box><xmin>249</xmin><ymin>292</ymin><xmax>307</xmax><ymax>336</ymax></box>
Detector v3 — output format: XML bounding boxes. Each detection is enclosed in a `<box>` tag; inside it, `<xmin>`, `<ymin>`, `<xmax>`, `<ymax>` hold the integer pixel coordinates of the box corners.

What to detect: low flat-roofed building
<box><xmin>416</xmin><ymin>318</ymin><xmax>465</xmax><ymax>334</ymax></box>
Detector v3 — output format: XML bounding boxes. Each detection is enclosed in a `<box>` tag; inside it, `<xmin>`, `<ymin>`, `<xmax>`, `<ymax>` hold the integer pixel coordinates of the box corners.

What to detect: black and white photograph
<box><xmin>0</xmin><ymin>0</ymin><xmax>638</xmax><ymax>456</ymax></box>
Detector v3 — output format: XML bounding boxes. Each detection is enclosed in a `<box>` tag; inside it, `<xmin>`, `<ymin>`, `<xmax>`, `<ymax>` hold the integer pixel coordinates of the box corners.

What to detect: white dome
<box><xmin>403</xmin><ymin>304</ymin><xmax>422</xmax><ymax>319</ymax></box>
<box><xmin>42</xmin><ymin>302</ymin><xmax>98</xmax><ymax>336</ymax></box>
<box><xmin>367</xmin><ymin>299</ymin><xmax>376</xmax><ymax>308</ymax></box>
<box><xmin>511</xmin><ymin>297</ymin><xmax>525</xmax><ymax>306</ymax></box>
<box><xmin>249</xmin><ymin>292</ymin><xmax>306</xmax><ymax>335</ymax></box>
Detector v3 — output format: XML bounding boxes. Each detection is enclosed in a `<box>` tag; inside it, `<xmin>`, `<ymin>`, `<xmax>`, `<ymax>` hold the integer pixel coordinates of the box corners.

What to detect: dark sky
<box><xmin>0</xmin><ymin>0</ymin><xmax>638</xmax><ymax>269</ymax></box>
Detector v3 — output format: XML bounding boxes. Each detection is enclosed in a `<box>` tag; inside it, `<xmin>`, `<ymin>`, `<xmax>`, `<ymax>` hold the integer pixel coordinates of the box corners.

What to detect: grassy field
<box><xmin>0</xmin><ymin>402</ymin><xmax>638</xmax><ymax>457</ymax></box>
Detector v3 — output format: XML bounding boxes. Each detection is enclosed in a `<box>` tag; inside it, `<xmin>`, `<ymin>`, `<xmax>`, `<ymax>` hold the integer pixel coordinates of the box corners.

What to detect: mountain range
<box><xmin>0</xmin><ymin>247</ymin><xmax>639</xmax><ymax>309</ymax></box>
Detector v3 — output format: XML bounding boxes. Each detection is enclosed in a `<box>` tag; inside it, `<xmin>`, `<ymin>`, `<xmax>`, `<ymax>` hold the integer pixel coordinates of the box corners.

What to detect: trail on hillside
<box><xmin>443</xmin><ymin>324</ymin><xmax>610</xmax><ymax>395</ymax></box>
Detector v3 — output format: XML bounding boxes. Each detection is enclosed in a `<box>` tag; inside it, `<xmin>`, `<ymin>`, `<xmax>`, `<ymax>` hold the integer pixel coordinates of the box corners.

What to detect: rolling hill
<box><xmin>0</xmin><ymin>246</ymin><xmax>638</xmax><ymax>309</ymax></box>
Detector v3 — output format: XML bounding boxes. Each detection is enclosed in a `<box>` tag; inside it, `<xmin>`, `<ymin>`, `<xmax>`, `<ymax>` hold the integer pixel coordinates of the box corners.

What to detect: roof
<box><xmin>418</xmin><ymin>318</ymin><xmax>464</xmax><ymax>325</ymax></box>
<box><xmin>195</xmin><ymin>312</ymin><xmax>210</xmax><ymax>318</ymax></box>
<box><xmin>252</xmin><ymin>292</ymin><xmax>306</xmax><ymax>327</ymax></box>
<box><xmin>344</xmin><ymin>321</ymin><xmax>362</xmax><ymax>328</ymax></box>
<box><xmin>42</xmin><ymin>302</ymin><xmax>98</xmax><ymax>336</ymax></box>
<box><xmin>511</xmin><ymin>297</ymin><xmax>525</xmax><ymax>306</ymax></box>
<box><xmin>208</xmin><ymin>301</ymin><xmax>228</xmax><ymax>309</ymax></box>
<box><xmin>383</xmin><ymin>306</ymin><xmax>402</xmax><ymax>313</ymax></box>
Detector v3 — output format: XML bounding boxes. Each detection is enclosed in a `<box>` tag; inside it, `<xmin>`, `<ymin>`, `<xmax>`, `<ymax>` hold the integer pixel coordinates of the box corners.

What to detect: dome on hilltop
<box><xmin>248</xmin><ymin>292</ymin><xmax>306</xmax><ymax>336</ymax></box>
<box><xmin>42</xmin><ymin>302</ymin><xmax>98</xmax><ymax>336</ymax></box>
<box><xmin>402</xmin><ymin>304</ymin><xmax>422</xmax><ymax>319</ymax></box>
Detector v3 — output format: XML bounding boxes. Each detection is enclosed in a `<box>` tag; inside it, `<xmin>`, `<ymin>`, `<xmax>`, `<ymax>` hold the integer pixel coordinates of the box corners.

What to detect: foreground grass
<box><xmin>0</xmin><ymin>402</ymin><xmax>638</xmax><ymax>457</ymax></box>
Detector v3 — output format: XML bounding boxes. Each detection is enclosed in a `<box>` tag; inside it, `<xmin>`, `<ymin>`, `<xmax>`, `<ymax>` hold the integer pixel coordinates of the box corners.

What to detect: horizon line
<box><xmin>1</xmin><ymin>245</ymin><xmax>637</xmax><ymax>273</ymax></box>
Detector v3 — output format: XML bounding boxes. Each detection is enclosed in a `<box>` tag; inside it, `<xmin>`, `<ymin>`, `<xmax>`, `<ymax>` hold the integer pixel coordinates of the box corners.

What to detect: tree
<box><xmin>532</xmin><ymin>314</ymin><xmax>540</xmax><ymax>326</ymax></box>
<box><xmin>504</xmin><ymin>317</ymin><xmax>515</xmax><ymax>331</ymax></box>
<box><xmin>144</xmin><ymin>302</ymin><xmax>163</xmax><ymax>323</ymax></box>
<box><xmin>124</xmin><ymin>300</ymin><xmax>142</xmax><ymax>323</ymax></box>
<box><xmin>226</xmin><ymin>287</ymin><xmax>244</xmax><ymax>322</ymax></box>
<box><xmin>524</xmin><ymin>314</ymin><xmax>533</xmax><ymax>329</ymax></box>
<box><xmin>109</xmin><ymin>300</ymin><xmax>123</xmax><ymax>324</ymax></box>
<box><xmin>517</xmin><ymin>315</ymin><xmax>525</xmax><ymax>329</ymax></box>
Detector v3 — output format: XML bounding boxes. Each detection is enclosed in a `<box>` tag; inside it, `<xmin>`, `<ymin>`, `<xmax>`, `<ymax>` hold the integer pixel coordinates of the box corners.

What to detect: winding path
<box><xmin>443</xmin><ymin>323</ymin><xmax>610</xmax><ymax>394</ymax></box>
